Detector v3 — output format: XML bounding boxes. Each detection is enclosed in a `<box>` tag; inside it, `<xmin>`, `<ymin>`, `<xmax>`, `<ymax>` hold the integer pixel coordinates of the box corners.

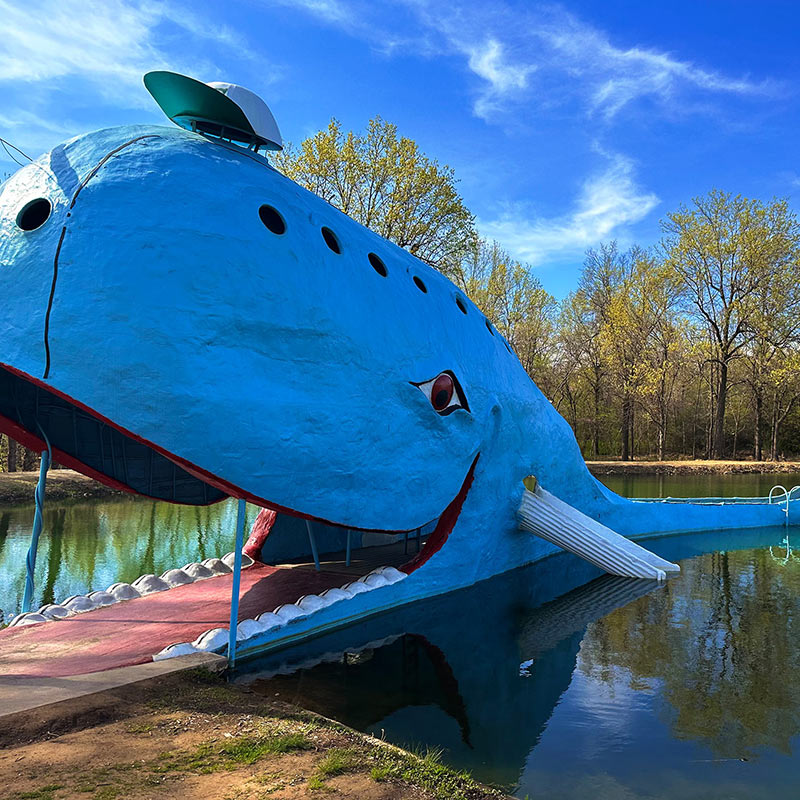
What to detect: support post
<box><xmin>345</xmin><ymin>529</ymin><xmax>352</xmax><ymax>567</ymax></box>
<box><xmin>227</xmin><ymin>499</ymin><xmax>246</xmax><ymax>669</ymax></box>
<box><xmin>306</xmin><ymin>520</ymin><xmax>321</xmax><ymax>571</ymax></box>
<box><xmin>22</xmin><ymin>447</ymin><xmax>51</xmax><ymax>613</ymax></box>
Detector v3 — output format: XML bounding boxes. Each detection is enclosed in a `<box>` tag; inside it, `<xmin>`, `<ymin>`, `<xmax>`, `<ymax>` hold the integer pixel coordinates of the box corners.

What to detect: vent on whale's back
<box><xmin>144</xmin><ymin>71</ymin><xmax>283</xmax><ymax>153</ymax></box>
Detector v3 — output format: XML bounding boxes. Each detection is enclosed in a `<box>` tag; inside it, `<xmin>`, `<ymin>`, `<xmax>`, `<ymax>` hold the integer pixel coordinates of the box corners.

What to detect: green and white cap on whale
<box><xmin>143</xmin><ymin>71</ymin><xmax>283</xmax><ymax>151</ymax></box>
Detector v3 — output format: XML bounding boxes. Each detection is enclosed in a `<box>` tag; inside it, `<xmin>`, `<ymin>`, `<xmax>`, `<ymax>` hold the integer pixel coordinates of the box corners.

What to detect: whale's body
<box><xmin>0</xmin><ymin>124</ymin><xmax>793</xmax><ymax>649</ymax></box>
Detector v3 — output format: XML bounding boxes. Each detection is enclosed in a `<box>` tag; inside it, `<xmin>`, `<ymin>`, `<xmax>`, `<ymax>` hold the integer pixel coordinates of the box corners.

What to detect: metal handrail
<box><xmin>768</xmin><ymin>484</ymin><xmax>800</xmax><ymax>526</ymax></box>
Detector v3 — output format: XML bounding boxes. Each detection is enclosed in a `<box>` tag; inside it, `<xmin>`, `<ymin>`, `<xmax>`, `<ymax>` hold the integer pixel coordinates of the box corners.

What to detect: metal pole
<box><xmin>227</xmin><ymin>499</ymin><xmax>246</xmax><ymax>669</ymax></box>
<box><xmin>305</xmin><ymin>520</ymin><xmax>321</xmax><ymax>571</ymax></box>
<box><xmin>345</xmin><ymin>529</ymin><xmax>352</xmax><ymax>567</ymax></box>
<box><xmin>22</xmin><ymin>443</ymin><xmax>51</xmax><ymax>614</ymax></box>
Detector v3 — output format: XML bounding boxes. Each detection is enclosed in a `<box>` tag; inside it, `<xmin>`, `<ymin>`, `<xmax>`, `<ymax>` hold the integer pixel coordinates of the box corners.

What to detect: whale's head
<box><xmin>1</xmin><ymin>123</ymin><xmax>591</xmax><ymax>558</ymax></box>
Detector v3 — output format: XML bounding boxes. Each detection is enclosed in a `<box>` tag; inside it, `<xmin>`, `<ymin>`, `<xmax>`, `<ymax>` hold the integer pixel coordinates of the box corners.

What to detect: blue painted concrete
<box><xmin>0</xmin><ymin>123</ymin><xmax>795</xmax><ymax>639</ymax></box>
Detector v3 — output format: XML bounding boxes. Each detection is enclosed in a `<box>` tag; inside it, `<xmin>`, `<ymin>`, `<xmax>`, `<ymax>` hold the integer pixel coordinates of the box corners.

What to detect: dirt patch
<box><xmin>0</xmin><ymin>470</ymin><xmax>126</xmax><ymax>504</ymax></box>
<box><xmin>586</xmin><ymin>459</ymin><xmax>800</xmax><ymax>476</ymax></box>
<box><xmin>0</xmin><ymin>669</ymin><xmax>507</xmax><ymax>800</ymax></box>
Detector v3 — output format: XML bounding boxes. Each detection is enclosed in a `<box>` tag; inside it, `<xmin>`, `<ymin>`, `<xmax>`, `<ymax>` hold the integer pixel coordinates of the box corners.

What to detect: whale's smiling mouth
<box><xmin>0</xmin><ymin>363</ymin><xmax>476</xmax><ymax>573</ymax></box>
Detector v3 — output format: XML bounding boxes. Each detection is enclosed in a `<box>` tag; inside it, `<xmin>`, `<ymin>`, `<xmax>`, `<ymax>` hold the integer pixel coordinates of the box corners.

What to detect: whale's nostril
<box><xmin>16</xmin><ymin>198</ymin><xmax>51</xmax><ymax>231</ymax></box>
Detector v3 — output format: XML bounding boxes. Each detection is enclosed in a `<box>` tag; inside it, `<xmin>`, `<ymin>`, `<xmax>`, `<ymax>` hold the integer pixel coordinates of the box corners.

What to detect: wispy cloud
<box><xmin>0</xmin><ymin>0</ymin><xmax>277</xmax><ymax>159</ymax></box>
<box><xmin>478</xmin><ymin>152</ymin><xmax>659</xmax><ymax>264</ymax></box>
<box><xmin>465</xmin><ymin>38</ymin><xmax>536</xmax><ymax>118</ymax></box>
<box><xmin>281</xmin><ymin>0</ymin><xmax>775</xmax><ymax>122</ymax></box>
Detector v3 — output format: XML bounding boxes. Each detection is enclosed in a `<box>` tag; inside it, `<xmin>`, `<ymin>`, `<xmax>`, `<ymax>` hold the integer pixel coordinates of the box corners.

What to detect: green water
<box><xmin>0</xmin><ymin>471</ymin><xmax>795</xmax><ymax>620</ymax></box>
<box><xmin>0</xmin><ymin>497</ymin><xmax>260</xmax><ymax>622</ymax></box>
<box><xmin>599</xmin><ymin>471</ymin><xmax>800</xmax><ymax>499</ymax></box>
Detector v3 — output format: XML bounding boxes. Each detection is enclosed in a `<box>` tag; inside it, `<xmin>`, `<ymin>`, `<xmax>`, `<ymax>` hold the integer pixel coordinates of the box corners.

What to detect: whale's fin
<box><xmin>518</xmin><ymin>487</ymin><xmax>680</xmax><ymax>581</ymax></box>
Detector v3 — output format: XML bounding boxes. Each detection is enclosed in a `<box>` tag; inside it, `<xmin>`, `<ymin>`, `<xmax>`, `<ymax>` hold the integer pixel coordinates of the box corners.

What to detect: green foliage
<box><xmin>274</xmin><ymin>116</ymin><xmax>477</xmax><ymax>278</ymax></box>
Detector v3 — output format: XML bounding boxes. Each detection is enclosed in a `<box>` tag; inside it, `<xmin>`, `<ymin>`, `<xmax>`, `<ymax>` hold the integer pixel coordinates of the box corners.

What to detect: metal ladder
<box><xmin>768</xmin><ymin>485</ymin><xmax>800</xmax><ymax>525</ymax></box>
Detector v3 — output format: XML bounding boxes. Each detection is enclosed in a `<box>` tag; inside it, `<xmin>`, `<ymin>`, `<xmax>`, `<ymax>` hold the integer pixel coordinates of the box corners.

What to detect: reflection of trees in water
<box><xmin>579</xmin><ymin>548</ymin><xmax>800</xmax><ymax>758</ymax></box>
<box><xmin>0</xmin><ymin>498</ymin><xmax>263</xmax><ymax>615</ymax></box>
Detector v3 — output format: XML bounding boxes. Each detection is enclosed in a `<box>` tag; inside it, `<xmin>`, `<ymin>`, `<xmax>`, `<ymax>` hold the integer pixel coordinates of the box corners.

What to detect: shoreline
<box><xmin>0</xmin><ymin>666</ymin><xmax>507</xmax><ymax>799</ymax></box>
<box><xmin>3</xmin><ymin>461</ymin><xmax>800</xmax><ymax>505</ymax></box>
<box><xmin>586</xmin><ymin>459</ymin><xmax>800</xmax><ymax>476</ymax></box>
<box><xmin>0</xmin><ymin>469</ymin><xmax>128</xmax><ymax>504</ymax></box>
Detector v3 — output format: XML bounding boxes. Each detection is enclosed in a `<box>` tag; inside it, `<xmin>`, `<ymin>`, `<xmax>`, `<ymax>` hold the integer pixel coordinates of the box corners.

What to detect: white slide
<box><xmin>518</xmin><ymin>487</ymin><xmax>680</xmax><ymax>581</ymax></box>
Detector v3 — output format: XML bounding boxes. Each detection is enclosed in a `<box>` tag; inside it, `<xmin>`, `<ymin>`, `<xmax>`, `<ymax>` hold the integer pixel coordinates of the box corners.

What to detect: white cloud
<box><xmin>465</xmin><ymin>38</ymin><xmax>536</xmax><ymax>118</ymax></box>
<box><xmin>478</xmin><ymin>152</ymin><xmax>659</xmax><ymax>265</ymax></box>
<box><xmin>282</xmin><ymin>0</ymin><xmax>774</xmax><ymax>122</ymax></box>
<box><xmin>534</xmin><ymin>10</ymin><xmax>771</xmax><ymax>120</ymax></box>
<box><xmin>0</xmin><ymin>0</ymin><xmax>277</xmax><ymax>158</ymax></box>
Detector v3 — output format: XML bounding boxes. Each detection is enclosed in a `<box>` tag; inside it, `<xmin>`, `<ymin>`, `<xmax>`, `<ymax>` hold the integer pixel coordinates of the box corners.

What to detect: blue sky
<box><xmin>2</xmin><ymin>0</ymin><xmax>798</xmax><ymax>296</ymax></box>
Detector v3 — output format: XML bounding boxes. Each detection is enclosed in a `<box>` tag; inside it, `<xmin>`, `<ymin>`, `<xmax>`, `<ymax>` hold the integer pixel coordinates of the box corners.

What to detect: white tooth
<box><xmin>87</xmin><ymin>590</ymin><xmax>116</xmax><ymax>607</ymax></box>
<box><xmin>182</xmin><ymin>562</ymin><xmax>215</xmax><ymax>580</ymax></box>
<box><xmin>153</xmin><ymin>642</ymin><xmax>199</xmax><ymax>660</ymax></box>
<box><xmin>275</xmin><ymin>604</ymin><xmax>307</xmax><ymax>622</ymax></box>
<box><xmin>8</xmin><ymin>612</ymin><xmax>47</xmax><ymax>627</ymax></box>
<box><xmin>373</xmin><ymin>567</ymin><xmax>406</xmax><ymax>584</ymax></box>
<box><xmin>319</xmin><ymin>588</ymin><xmax>350</xmax><ymax>603</ymax></box>
<box><xmin>201</xmin><ymin>558</ymin><xmax>231</xmax><ymax>575</ymax></box>
<box><xmin>296</xmin><ymin>594</ymin><xmax>333</xmax><ymax>612</ymax></box>
<box><xmin>160</xmin><ymin>568</ymin><xmax>194</xmax><ymax>587</ymax></box>
<box><xmin>222</xmin><ymin>552</ymin><xmax>254</xmax><ymax>569</ymax></box>
<box><xmin>63</xmin><ymin>595</ymin><xmax>96</xmax><ymax>613</ymax></box>
<box><xmin>132</xmin><ymin>574</ymin><xmax>170</xmax><ymax>595</ymax></box>
<box><xmin>38</xmin><ymin>604</ymin><xmax>70</xmax><ymax>620</ymax></box>
<box><xmin>107</xmin><ymin>583</ymin><xmax>141</xmax><ymax>601</ymax></box>
<box><xmin>362</xmin><ymin>574</ymin><xmax>390</xmax><ymax>589</ymax></box>
<box><xmin>236</xmin><ymin>618</ymin><xmax>267</xmax><ymax>641</ymax></box>
<box><xmin>192</xmin><ymin>628</ymin><xmax>229</xmax><ymax>651</ymax></box>
<box><xmin>341</xmin><ymin>582</ymin><xmax>370</xmax><ymax>596</ymax></box>
<box><xmin>255</xmin><ymin>612</ymin><xmax>285</xmax><ymax>630</ymax></box>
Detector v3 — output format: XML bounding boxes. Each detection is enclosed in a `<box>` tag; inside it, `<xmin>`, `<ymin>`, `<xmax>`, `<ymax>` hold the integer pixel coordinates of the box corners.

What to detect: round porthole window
<box><xmin>321</xmin><ymin>226</ymin><xmax>341</xmax><ymax>254</ymax></box>
<box><xmin>16</xmin><ymin>198</ymin><xmax>51</xmax><ymax>231</ymax></box>
<box><xmin>455</xmin><ymin>296</ymin><xmax>468</xmax><ymax>315</ymax></box>
<box><xmin>259</xmin><ymin>204</ymin><xmax>286</xmax><ymax>235</ymax></box>
<box><xmin>368</xmin><ymin>252</ymin><xmax>388</xmax><ymax>277</ymax></box>
<box><xmin>413</xmin><ymin>276</ymin><xmax>427</xmax><ymax>293</ymax></box>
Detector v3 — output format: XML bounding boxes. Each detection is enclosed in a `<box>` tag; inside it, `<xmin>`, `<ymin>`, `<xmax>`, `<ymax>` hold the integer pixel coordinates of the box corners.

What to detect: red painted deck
<box><xmin>0</xmin><ymin>564</ymin><xmax>352</xmax><ymax>679</ymax></box>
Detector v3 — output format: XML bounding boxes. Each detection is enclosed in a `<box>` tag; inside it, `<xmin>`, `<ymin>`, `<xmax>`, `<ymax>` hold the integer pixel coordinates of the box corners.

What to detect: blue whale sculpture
<box><xmin>0</xmin><ymin>105</ymin><xmax>795</xmax><ymax>652</ymax></box>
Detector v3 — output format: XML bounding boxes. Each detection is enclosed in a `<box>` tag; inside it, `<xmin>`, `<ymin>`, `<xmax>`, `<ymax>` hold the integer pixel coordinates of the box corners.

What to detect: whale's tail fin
<box><xmin>518</xmin><ymin>486</ymin><xmax>680</xmax><ymax>581</ymax></box>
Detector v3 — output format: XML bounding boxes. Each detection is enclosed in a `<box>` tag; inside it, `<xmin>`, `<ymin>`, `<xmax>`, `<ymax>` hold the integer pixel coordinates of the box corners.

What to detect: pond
<box><xmin>2</xmin><ymin>471</ymin><xmax>796</xmax><ymax>620</ymax></box>
<box><xmin>2</xmin><ymin>472</ymin><xmax>800</xmax><ymax>798</ymax></box>
<box><xmin>236</xmin><ymin>528</ymin><xmax>800</xmax><ymax>799</ymax></box>
<box><xmin>600</xmin><ymin>471</ymin><xmax>800</xmax><ymax>500</ymax></box>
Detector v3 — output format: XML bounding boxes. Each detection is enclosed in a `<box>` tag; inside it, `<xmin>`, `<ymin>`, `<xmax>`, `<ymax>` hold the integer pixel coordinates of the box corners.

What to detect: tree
<box><xmin>274</xmin><ymin>117</ymin><xmax>477</xmax><ymax>278</ymax></box>
<box><xmin>661</xmin><ymin>191</ymin><xmax>800</xmax><ymax>459</ymax></box>
<box><xmin>459</xmin><ymin>240</ymin><xmax>556</xmax><ymax>386</ymax></box>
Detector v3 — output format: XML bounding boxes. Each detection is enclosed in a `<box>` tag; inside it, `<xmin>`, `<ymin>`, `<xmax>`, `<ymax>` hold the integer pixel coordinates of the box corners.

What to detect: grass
<box><xmin>365</xmin><ymin>745</ymin><xmax>497</xmax><ymax>800</ymax></box>
<box><xmin>315</xmin><ymin>747</ymin><xmax>361</xmax><ymax>777</ymax></box>
<box><xmin>156</xmin><ymin>731</ymin><xmax>313</xmax><ymax>774</ymax></box>
<box><xmin>17</xmin><ymin>788</ymin><xmax>64</xmax><ymax>800</ymax></box>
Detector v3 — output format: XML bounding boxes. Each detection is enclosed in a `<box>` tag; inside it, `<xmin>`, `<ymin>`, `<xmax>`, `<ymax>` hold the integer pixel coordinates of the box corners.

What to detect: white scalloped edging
<box><xmin>152</xmin><ymin>565</ymin><xmax>408</xmax><ymax>662</ymax></box>
<box><xmin>6</xmin><ymin>552</ymin><xmax>254</xmax><ymax>628</ymax></box>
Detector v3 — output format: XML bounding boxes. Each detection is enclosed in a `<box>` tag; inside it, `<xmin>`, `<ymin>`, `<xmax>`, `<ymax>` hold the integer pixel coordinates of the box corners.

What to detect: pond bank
<box><xmin>1</xmin><ymin>667</ymin><xmax>507</xmax><ymax>800</ymax></box>
<box><xmin>0</xmin><ymin>469</ymin><xmax>126</xmax><ymax>504</ymax></box>
<box><xmin>587</xmin><ymin>459</ymin><xmax>800</xmax><ymax>476</ymax></box>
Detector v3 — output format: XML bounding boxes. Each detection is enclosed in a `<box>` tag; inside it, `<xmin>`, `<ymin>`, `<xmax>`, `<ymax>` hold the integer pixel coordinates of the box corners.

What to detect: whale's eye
<box><xmin>413</xmin><ymin>371</ymin><xmax>470</xmax><ymax>416</ymax></box>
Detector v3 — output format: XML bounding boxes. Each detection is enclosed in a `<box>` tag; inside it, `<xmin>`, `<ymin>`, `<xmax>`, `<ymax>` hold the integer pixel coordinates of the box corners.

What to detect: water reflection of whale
<box><xmin>236</xmin><ymin>526</ymin><xmax>788</xmax><ymax>789</ymax></box>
